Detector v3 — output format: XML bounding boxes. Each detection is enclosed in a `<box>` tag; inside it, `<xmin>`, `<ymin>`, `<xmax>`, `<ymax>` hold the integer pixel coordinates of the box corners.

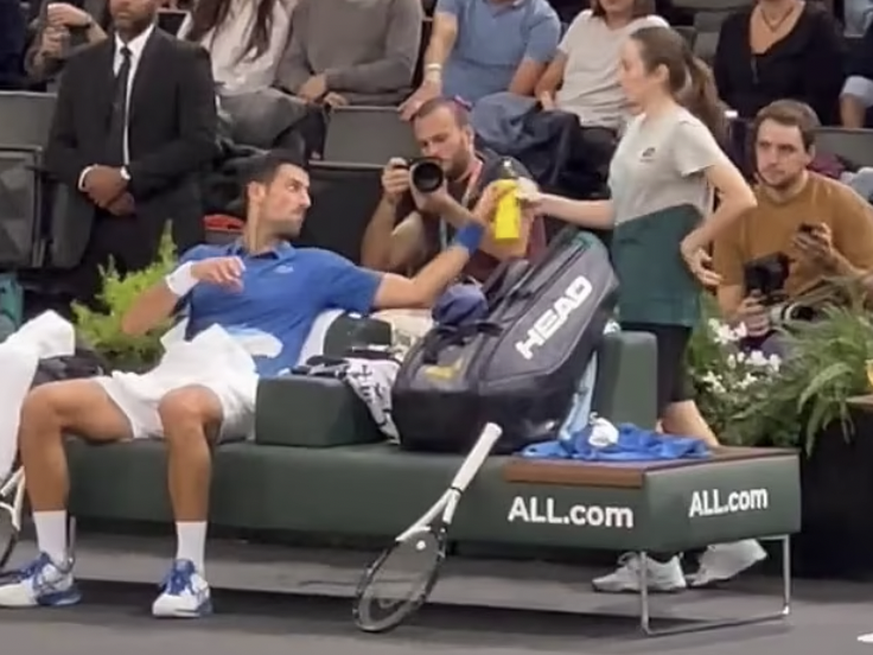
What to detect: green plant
<box><xmin>688</xmin><ymin>288</ymin><xmax>873</xmax><ymax>453</ymax></box>
<box><xmin>687</xmin><ymin>296</ymin><xmax>795</xmax><ymax>447</ymax></box>
<box><xmin>72</xmin><ymin>228</ymin><xmax>178</xmax><ymax>370</ymax></box>
<box><xmin>734</xmin><ymin>305</ymin><xmax>873</xmax><ymax>453</ymax></box>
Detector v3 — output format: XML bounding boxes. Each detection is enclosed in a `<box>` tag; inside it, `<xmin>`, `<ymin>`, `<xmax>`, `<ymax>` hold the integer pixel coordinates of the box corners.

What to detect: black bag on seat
<box><xmin>392</xmin><ymin>229</ymin><xmax>619</xmax><ymax>454</ymax></box>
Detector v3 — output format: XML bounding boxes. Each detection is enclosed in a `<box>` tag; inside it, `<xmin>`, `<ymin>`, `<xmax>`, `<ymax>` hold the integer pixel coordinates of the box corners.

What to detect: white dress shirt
<box><xmin>78</xmin><ymin>22</ymin><xmax>156</xmax><ymax>189</ymax></box>
<box><xmin>113</xmin><ymin>23</ymin><xmax>155</xmax><ymax>165</ymax></box>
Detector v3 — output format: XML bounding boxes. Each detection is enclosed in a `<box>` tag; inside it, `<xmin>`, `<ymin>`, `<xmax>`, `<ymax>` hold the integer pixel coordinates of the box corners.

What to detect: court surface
<box><xmin>3</xmin><ymin>534</ymin><xmax>873</xmax><ymax>655</ymax></box>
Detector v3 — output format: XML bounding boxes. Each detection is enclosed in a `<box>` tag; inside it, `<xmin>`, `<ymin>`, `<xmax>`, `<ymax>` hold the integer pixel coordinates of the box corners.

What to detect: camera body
<box><xmin>743</xmin><ymin>252</ymin><xmax>790</xmax><ymax>306</ymax></box>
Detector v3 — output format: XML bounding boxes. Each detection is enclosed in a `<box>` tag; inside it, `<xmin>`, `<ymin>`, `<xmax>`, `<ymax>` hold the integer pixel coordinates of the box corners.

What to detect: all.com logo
<box><xmin>506</xmin><ymin>496</ymin><xmax>634</xmax><ymax>529</ymax></box>
<box><xmin>688</xmin><ymin>488</ymin><xmax>769</xmax><ymax>518</ymax></box>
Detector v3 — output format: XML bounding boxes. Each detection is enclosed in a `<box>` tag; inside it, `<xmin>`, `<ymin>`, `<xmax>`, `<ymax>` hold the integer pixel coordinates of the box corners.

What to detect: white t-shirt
<box><xmin>555</xmin><ymin>10</ymin><xmax>668</xmax><ymax>130</ymax></box>
<box><xmin>608</xmin><ymin>106</ymin><xmax>728</xmax><ymax>225</ymax></box>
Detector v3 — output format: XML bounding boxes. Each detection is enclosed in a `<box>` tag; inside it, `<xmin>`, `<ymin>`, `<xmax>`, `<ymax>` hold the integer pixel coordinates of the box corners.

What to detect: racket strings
<box><xmin>357</xmin><ymin>533</ymin><xmax>442</xmax><ymax>628</ymax></box>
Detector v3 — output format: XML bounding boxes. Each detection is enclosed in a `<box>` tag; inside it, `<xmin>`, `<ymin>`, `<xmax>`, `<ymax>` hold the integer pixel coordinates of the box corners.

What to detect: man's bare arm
<box><xmin>360</xmin><ymin>198</ymin><xmax>426</xmax><ymax>271</ymax></box>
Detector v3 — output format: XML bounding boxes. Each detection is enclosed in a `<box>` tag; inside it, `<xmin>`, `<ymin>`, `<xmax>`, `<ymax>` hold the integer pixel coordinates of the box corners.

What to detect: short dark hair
<box><xmin>411</xmin><ymin>97</ymin><xmax>471</xmax><ymax>128</ymax></box>
<box><xmin>753</xmin><ymin>100</ymin><xmax>820</xmax><ymax>151</ymax></box>
<box><xmin>242</xmin><ymin>149</ymin><xmax>308</xmax><ymax>187</ymax></box>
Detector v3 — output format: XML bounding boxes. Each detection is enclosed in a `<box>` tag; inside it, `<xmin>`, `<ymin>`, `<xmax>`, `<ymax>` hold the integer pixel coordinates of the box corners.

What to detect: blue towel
<box><xmin>521</xmin><ymin>423</ymin><xmax>709</xmax><ymax>461</ymax></box>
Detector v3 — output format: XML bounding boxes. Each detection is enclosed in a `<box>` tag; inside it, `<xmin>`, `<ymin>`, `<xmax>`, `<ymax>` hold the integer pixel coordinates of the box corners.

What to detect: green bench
<box><xmin>63</xmin><ymin>329</ymin><xmax>802</xmax><ymax>635</ymax></box>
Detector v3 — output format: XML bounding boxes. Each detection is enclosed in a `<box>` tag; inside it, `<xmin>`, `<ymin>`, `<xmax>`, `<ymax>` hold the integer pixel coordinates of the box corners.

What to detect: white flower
<box><xmin>735</xmin><ymin>373</ymin><xmax>757</xmax><ymax>390</ymax></box>
<box><xmin>733</xmin><ymin>322</ymin><xmax>748</xmax><ymax>339</ymax></box>
<box><xmin>726</xmin><ymin>354</ymin><xmax>737</xmax><ymax>369</ymax></box>
<box><xmin>735</xmin><ymin>351</ymin><xmax>747</xmax><ymax>364</ymax></box>
<box><xmin>700</xmin><ymin>371</ymin><xmax>726</xmax><ymax>394</ymax></box>
<box><xmin>747</xmin><ymin>350</ymin><xmax>769</xmax><ymax>368</ymax></box>
<box><xmin>767</xmin><ymin>354</ymin><xmax>781</xmax><ymax>372</ymax></box>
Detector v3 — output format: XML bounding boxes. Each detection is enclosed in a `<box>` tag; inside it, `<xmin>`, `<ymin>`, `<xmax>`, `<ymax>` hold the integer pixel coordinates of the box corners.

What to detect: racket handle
<box><xmin>450</xmin><ymin>423</ymin><xmax>502</xmax><ymax>492</ymax></box>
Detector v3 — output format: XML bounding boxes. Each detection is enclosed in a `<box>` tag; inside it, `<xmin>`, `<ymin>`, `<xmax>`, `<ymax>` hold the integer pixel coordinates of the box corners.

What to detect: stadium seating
<box><xmin>814</xmin><ymin>127</ymin><xmax>873</xmax><ymax>167</ymax></box>
<box><xmin>323</xmin><ymin>106</ymin><xmax>419</xmax><ymax>165</ymax></box>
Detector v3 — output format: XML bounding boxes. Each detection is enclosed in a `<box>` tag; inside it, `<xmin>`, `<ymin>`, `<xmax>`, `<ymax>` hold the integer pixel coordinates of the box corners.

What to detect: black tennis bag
<box><xmin>392</xmin><ymin>229</ymin><xmax>619</xmax><ymax>454</ymax></box>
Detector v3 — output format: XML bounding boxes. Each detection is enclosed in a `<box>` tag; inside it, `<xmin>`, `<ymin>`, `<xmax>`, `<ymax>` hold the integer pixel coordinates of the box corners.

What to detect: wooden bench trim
<box><xmin>502</xmin><ymin>447</ymin><xmax>797</xmax><ymax>488</ymax></box>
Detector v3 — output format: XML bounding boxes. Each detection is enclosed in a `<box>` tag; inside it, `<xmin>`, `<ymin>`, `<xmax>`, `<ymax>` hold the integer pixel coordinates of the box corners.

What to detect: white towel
<box><xmin>0</xmin><ymin>312</ymin><xmax>76</xmax><ymax>483</ymax></box>
<box><xmin>343</xmin><ymin>357</ymin><xmax>401</xmax><ymax>442</ymax></box>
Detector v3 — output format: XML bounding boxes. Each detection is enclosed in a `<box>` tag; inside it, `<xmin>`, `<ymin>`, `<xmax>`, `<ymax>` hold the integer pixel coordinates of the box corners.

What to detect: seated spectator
<box><xmin>400</xmin><ymin>0</ymin><xmax>561</xmax><ymax>117</ymax></box>
<box><xmin>714</xmin><ymin>0</ymin><xmax>846</xmax><ymax>124</ymax></box>
<box><xmin>24</xmin><ymin>0</ymin><xmax>109</xmax><ymax>88</ymax></box>
<box><xmin>0</xmin><ymin>0</ymin><xmax>26</xmax><ymax>89</ymax></box>
<box><xmin>361</xmin><ymin>97</ymin><xmax>546</xmax><ymax>283</ymax></box>
<box><xmin>534</xmin><ymin>0</ymin><xmax>667</xmax><ymax>131</ymax></box>
<box><xmin>44</xmin><ymin>0</ymin><xmax>217</xmax><ymax>307</ymax></box>
<box><xmin>179</xmin><ymin>0</ymin><xmax>296</xmax><ymax>148</ymax></box>
<box><xmin>713</xmin><ymin>100</ymin><xmax>873</xmax><ymax>341</ymax></box>
<box><xmin>844</xmin><ymin>0</ymin><xmax>873</xmax><ymax>35</ymax></box>
<box><xmin>0</xmin><ymin>149</ymin><xmax>500</xmax><ymax>617</ymax></box>
<box><xmin>275</xmin><ymin>0</ymin><xmax>422</xmax><ymax>107</ymax></box>
<box><xmin>840</xmin><ymin>17</ymin><xmax>873</xmax><ymax>126</ymax></box>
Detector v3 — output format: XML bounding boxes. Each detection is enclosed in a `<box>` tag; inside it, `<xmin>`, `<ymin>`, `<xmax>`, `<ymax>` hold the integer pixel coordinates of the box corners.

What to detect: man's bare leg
<box><xmin>0</xmin><ymin>379</ymin><xmax>131</xmax><ymax>608</ymax></box>
<box><xmin>152</xmin><ymin>385</ymin><xmax>223</xmax><ymax>618</ymax></box>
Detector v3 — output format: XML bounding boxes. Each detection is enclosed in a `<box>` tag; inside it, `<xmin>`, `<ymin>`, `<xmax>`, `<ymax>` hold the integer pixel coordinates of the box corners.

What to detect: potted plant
<box><xmin>72</xmin><ymin>229</ymin><xmax>177</xmax><ymax>371</ymax></box>
<box><xmin>688</xmin><ymin>296</ymin><xmax>873</xmax><ymax>578</ymax></box>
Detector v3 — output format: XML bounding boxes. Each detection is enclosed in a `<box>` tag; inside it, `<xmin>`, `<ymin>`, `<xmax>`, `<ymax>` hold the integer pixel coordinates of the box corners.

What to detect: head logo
<box><xmin>515</xmin><ymin>275</ymin><xmax>593</xmax><ymax>361</ymax></box>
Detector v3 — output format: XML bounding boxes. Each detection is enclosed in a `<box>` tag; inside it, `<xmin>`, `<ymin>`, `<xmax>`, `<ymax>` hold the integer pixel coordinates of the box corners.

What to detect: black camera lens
<box><xmin>409</xmin><ymin>159</ymin><xmax>445</xmax><ymax>193</ymax></box>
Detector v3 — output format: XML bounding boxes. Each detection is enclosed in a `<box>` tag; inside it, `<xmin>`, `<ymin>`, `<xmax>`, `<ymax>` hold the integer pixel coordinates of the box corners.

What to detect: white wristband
<box><xmin>165</xmin><ymin>261</ymin><xmax>198</xmax><ymax>297</ymax></box>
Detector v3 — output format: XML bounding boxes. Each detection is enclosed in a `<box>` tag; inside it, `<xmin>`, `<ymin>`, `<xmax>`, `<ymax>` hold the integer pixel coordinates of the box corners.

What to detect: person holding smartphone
<box><xmin>713</xmin><ymin>100</ymin><xmax>873</xmax><ymax>338</ymax></box>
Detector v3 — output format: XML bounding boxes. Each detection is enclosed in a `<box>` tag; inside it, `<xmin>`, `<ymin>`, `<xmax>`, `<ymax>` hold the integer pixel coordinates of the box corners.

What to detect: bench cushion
<box><xmin>255</xmin><ymin>375</ymin><xmax>382</xmax><ymax>447</ymax></box>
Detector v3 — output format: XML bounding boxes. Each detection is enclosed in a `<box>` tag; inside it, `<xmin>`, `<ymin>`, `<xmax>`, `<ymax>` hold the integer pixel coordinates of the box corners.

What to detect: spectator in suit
<box><xmin>24</xmin><ymin>0</ymin><xmax>110</xmax><ymax>87</ymax></box>
<box><xmin>276</xmin><ymin>0</ymin><xmax>422</xmax><ymax>107</ymax></box>
<box><xmin>179</xmin><ymin>0</ymin><xmax>299</xmax><ymax>148</ymax></box>
<box><xmin>400</xmin><ymin>0</ymin><xmax>561</xmax><ymax>118</ymax></box>
<box><xmin>44</xmin><ymin>0</ymin><xmax>218</xmax><ymax>307</ymax></box>
<box><xmin>714</xmin><ymin>0</ymin><xmax>846</xmax><ymax>124</ymax></box>
<box><xmin>0</xmin><ymin>0</ymin><xmax>26</xmax><ymax>89</ymax></box>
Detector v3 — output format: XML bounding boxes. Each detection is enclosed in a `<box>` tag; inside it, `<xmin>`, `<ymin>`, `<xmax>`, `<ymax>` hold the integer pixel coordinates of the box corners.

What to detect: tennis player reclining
<box><xmin>0</xmin><ymin>149</ymin><xmax>499</xmax><ymax>617</ymax></box>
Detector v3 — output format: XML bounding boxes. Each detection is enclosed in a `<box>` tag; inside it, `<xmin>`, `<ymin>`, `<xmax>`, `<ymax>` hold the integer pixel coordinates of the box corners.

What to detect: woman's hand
<box><xmin>681</xmin><ymin>240</ymin><xmax>722</xmax><ymax>288</ymax></box>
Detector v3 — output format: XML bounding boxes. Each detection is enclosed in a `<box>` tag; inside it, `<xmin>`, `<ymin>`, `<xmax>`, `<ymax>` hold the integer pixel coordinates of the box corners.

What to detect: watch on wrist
<box><xmin>120</xmin><ymin>167</ymin><xmax>130</xmax><ymax>182</ymax></box>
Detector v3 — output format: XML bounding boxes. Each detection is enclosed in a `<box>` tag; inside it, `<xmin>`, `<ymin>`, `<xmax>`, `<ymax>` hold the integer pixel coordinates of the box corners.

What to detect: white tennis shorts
<box><xmin>94</xmin><ymin>369</ymin><xmax>256</xmax><ymax>442</ymax></box>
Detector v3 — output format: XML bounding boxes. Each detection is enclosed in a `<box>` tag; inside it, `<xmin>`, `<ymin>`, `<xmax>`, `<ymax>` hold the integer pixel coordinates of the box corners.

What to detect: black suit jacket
<box><xmin>44</xmin><ymin>27</ymin><xmax>218</xmax><ymax>268</ymax></box>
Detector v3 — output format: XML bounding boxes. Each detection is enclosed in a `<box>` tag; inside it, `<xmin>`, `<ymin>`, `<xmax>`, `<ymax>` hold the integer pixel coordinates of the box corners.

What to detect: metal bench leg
<box><xmin>637</xmin><ymin>536</ymin><xmax>792</xmax><ymax>637</ymax></box>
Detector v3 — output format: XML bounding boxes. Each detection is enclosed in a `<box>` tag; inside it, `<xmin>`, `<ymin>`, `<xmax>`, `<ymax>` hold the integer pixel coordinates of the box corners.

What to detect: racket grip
<box><xmin>450</xmin><ymin>423</ymin><xmax>502</xmax><ymax>492</ymax></box>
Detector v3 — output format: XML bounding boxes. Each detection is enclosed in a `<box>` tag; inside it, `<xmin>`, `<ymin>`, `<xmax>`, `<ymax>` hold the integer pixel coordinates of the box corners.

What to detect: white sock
<box><xmin>32</xmin><ymin>510</ymin><xmax>68</xmax><ymax>565</ymax></box>
<box><xmin>175</xmin><ymin>522</ymin><xmax>207</xmax><ymax>573</ymax></box>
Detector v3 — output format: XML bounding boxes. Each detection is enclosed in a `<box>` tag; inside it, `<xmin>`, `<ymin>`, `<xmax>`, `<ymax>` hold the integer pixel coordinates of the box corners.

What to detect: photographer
<box><xmin>361</xmin><ymin>97</ymin><xmax>545</xmax><ymax>283</ymax></box>
<box><xmin>713</xmin><ymin>100</ymin><xmax>873</xmax><ymax>338</ymax></box>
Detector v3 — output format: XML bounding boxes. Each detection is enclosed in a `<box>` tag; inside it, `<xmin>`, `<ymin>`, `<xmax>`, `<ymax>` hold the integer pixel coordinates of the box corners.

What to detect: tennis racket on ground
<box><xmin>0</xmin><ymin>467</ymin><xmax>25</xmax><ymax>571</ymax></box>
<box><xmin>352</xmin><ymin>422</ymin><xmax>503</xmax><ymax>633</ymax></box>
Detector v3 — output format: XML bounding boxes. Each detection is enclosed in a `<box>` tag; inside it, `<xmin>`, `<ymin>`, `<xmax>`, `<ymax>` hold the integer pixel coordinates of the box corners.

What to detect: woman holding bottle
<box><xmin>527</xmin><ymin>26</ymin><xmax>763</xmax><ymax>594</ymax></box>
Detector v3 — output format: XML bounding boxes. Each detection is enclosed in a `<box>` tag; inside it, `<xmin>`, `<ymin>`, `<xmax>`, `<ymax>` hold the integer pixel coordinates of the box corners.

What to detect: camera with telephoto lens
<box><xmin>407</xmin><ymin>158</ymin><xmax>445</xmax><ymax>193</ymax></box>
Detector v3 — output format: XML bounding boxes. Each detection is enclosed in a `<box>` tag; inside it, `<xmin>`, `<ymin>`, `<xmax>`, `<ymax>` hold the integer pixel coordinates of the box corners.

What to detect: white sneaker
<box><xmin>592</xmin><ymin>553</ymin><xmax>687</xmax><ymax>593</ymax></box>
<box><xmin>0</xmin><ymin>552</ymin><xmax>80</xmax><ymax>608</ymax></box>
<box><xmin>151</xmin><ymin>559</ymin><xmax>213</xmax><ymax>618</ymax></box>
<box><xmin>687</xmin><ymin>540</ymin><xmax>767</xmax><ymax>587</ymax></box>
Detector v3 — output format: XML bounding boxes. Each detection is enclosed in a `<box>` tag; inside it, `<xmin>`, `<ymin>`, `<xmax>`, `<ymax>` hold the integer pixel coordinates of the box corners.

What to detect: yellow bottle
<box><xmin>492</xmin><ymin>160</ymin><xmax>521</xmax><ymax>242</ymax></box>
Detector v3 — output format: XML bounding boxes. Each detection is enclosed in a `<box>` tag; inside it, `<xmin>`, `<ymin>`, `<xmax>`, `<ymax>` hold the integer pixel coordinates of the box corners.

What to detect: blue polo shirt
<box><xmin>177</xmin><ymin>242</ymin><xmax>382</xmax><ymax>376</ymax></box>
<box><xmin>437</xmin><ymin>0</ymin><xmax>560</xmax><ymax>104</ymax></box>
